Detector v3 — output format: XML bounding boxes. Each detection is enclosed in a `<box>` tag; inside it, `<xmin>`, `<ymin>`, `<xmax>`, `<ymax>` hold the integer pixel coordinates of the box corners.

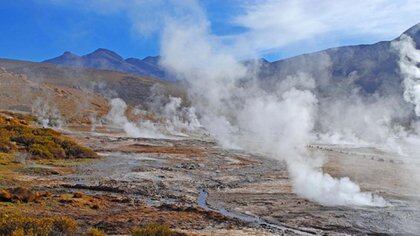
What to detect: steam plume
<box><xmin>106</xmin><ymin>98</ymin><xmax>166</xmax><ymax>139</ymax></box>
<box><xmin>32</xmin><ymin>98</ymin><xmax>64</xmax><ymax>128</ymax></box>
<box><xmin>160</xmin><ymin>11</ymin><xmax>386</xmax><ymax>207</ymax></box>
<box><xmin>392</xmin><ymin>35</ymin><xmax>420</xmax><ymax>116</ymax></box>
<box><xmin>106</xmin><ymin>96</ymin><xmax>202</xmax><ymax>139</ymax></box>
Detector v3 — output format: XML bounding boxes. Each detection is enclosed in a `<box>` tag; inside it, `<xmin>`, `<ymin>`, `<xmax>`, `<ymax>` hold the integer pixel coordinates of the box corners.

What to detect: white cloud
<box><xmin>231</xmin><ymin>0</ymin><xmax>420</xmax><ymax>56</ymax></box>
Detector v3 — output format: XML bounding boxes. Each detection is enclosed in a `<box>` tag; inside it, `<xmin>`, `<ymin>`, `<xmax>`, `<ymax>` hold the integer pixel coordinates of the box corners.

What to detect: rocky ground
<box><xmin>63</xmin><ymin>126</ymin><xmax>420</xmax><ymax>234</ymax></box>
<box><xmin>1</xmin><ymin>122</ymin><xmax>420</xmax><ymax>235</ymax></box>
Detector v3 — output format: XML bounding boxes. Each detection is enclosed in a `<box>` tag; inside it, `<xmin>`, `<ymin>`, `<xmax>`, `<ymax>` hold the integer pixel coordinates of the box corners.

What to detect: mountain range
<box><xmin>43</xmin><ymin>23</ymin><xmax>419</xmax><ymax>96</ymax></box>
<box><xmin>0</xmin><ymin>22</ymin><xmax>418</xmax><ymax>127</ymax></box>
<box><xmin>43</xmin><ymin>49</ymin><xmax>169</xmax><ymax>81</ymax></box>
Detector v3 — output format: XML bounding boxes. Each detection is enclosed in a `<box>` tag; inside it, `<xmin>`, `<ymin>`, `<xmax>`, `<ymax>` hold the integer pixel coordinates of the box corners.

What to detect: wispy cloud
<box><xmin>230</xmin><ymin>0</ymin><xmax>420</xmax><ymax>56</ymax></box>
<box><xmin>45</xmin><ymin>0</ymin><xmax>420</xmax><ymax>57</ymax></box>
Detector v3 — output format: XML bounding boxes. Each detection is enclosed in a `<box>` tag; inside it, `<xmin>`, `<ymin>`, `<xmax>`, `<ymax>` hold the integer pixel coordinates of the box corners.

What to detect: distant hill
<box><xmin>0</xmin><ymin>67</ymin><xmax>109</xmax><ymax>124</ymax></box>
<box><xmin>0</xmin><ymin>58</ymin><xmax>185</xmax><ymax>107</ymax></box>
<box><xmin>43</xmin><ymin>49</ymin><xmax>172</xmax><ymax>81</ymax></box>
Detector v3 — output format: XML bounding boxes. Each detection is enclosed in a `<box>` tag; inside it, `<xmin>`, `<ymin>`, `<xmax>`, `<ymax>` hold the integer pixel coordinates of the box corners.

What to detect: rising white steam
<box><xmin>316</xmin><ymin>92</ymin><xmax>411</xmax><ymax>151</ymax></box>
<box><xmin>145</xmin><ymin>91</ymin><xmax>202</xmax><ymax>135</ymax></box>
<box><xmin>106</xmin><ymin>98</ymin><xmax>166</xmax><ymax>139</ymax></box>
<box><xmin>32</xmin><ymin>98</ymin><xmax>64</xmax><ymax>128</ymax></box>
<box><xmin>392</xmin><ymin>35</ymin><xmax>420</xmax><ymax>116</ymax></box>
<box><xmin>289</xmin><ymin>161</ymin><xmax>387</xmax><ymax>206</ymax></box>
<box><xmin>106</xmin><ymin>97</ymin><xmax>202</xmax><ymax>139</ymax></box>
<box><xmin>160</xmin><ymin>10</ymin><xmax>386</xmax><ymax>207</ymax></box>
<box><xmin>391</xmin><ymin>34</ymin><xmax>420</xmax><ymax>203</ymax></box>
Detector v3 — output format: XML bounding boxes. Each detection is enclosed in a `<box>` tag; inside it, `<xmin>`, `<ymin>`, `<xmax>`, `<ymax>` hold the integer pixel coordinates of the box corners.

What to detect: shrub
<box><xmin>29</xmin><ymin>144</ymin><xmax>54</xmax><ymax>159</ymax></box>
<box><xmin>0</xmin><ymin>189</ymin><xmax>12</xmax><ymax>202</ymax></box>
<box><xmin>0</xmin><ymin>212</ymin><xmax>78</xmax><ymax>235</ymax></box>
<box><xmin>131</xmin><ymin>224</ymin><xmax>185</xmax><ymax>236</ymax></box>
<box><xmin>0</xmin><ymin>136</ymin><xmax>14</xmax><ymax>153</ymax></box>
<box><xmin>45</xmin><ymin>143</ymin><xmax>66</xmax><ymax>159</ymax></box>
<box><xmin>52</xmin><ymin>216</ymin><xmax>78</xmax><ymax>235</ymax></box>
<box><xmin>9</xmin><ymin>132</ymin><xmax>36</xmax><ymax>147</ymax></box>
<box><xmin>0</xmin><ymin>153</ymin><xmax>13</xmax><ymax>165</ymax></box>
<box><xmin>32</xmin><ymin>128</ymin><xmax>60</xmax><ymax>137</ymax></box>
<box><xmin>0</xmin><ymin>113</ymin><xmax>97</xmax><ymax>159</ymax></box>
<box><xmin>54</xmin><ymin>138</ymin><xmax>97</xmax><ymax>159</ymax></box>
<box><xmin>86</xmin><ymin>227</ymin><xmax>106</xmax><ymax>236</ymax></box>
<box><xmin>0</xmin><ymin>187</ymin><xmax>42</xmax><ymax>203</ymax></box>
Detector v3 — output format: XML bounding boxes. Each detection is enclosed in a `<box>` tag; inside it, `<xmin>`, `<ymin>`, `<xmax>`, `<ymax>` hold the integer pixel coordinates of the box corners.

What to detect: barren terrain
<box><xmin>2</xmin><ymin>119</ymin><xmax>418</xmax><ymax>235</ymax></box>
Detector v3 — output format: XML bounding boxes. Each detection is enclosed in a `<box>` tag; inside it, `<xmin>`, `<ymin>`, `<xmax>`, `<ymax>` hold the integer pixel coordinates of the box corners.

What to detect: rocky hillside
<box><xmin>259</xmin><ymin>23</ymin><xmax>420</xmax><ymax>96</ymax></box>
<box><xmin>0</xmin><ymin>68</ymin><xmax>109</xmax><ymax>124</ymax></box>
<box><xmin>0</xmin><ymin>58</ymin><xmax>185</xmax><ymax>107</ymax></box>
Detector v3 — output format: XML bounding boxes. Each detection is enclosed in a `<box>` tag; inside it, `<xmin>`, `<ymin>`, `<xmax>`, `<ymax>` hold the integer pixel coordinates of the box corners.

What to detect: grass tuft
<box><xmin>131</xmin><ymin>223</ymin><xmax>185</xmax><ymax>236</ymax></box>
<box><xmin>85</xmin><ymin>227</ymin><xmax>106</xmax><ymax>236</ymax></box>
<box><xmin>0</xmin><ymin>212</ymin><xmax>78</xmax><ymax>235</ymax></box>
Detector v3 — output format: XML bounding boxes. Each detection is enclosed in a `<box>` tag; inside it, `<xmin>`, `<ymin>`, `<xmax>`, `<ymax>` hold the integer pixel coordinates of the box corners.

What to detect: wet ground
<box><xmin>50</xmin><ymin>127</ymin><xmax>420</xmax><ymax>235</ymax></box>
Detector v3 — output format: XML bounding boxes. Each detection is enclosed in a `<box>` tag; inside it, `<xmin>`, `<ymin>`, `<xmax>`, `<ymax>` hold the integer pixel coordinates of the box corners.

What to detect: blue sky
<box><xmin>0</xmin><ymin>0</ymin><xmax>418</xmax><ymax>62</ymax></box>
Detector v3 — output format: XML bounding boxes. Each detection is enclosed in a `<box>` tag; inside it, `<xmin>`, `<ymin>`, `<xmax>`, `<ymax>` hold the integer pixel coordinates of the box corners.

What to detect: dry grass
<box><xmin>0</xmin><ymin>68</ymin><xmax>110</xmax><ymax>124</ymax></box>
<box><xmin>0</xmin><ymin>58</ymin><xmax>186</xmax><ymax>108</ymax></box>
<box><xmin>0</xmin><ymin>212</ymin><xmax>78</xmax><ymax>235</ymax></box>
<box><xmin>85</xmin><ymin>227</ymin><xmax>106</xmax><ymax>236</ymax></box>
<box><xmin>0</xmin><ymin>112</ymin><xmax>97</xmax><ymax>160</ymax></box>
<box><xmin>0</xmin><ymin>187</ymin><xmax>44</xmax><ymax>203</ymax></box>
<box><xmin>131</xmin><ymin>224</ymin><xmax>186</xmax><ymax>236</ymax></box>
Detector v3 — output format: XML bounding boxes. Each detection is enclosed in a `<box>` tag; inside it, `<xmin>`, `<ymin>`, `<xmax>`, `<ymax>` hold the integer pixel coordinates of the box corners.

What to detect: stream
<box><xmin>197</xmin><ymin>189</ymin><xmax>319</xmax><ymax>235</ymax></box>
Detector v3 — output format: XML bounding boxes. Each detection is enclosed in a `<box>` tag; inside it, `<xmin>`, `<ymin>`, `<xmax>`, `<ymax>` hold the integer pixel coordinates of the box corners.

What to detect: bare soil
<box><xmin>1</xmin><ymin>125</ymin><xmax>420</xmax><ymax>235</ymax></box>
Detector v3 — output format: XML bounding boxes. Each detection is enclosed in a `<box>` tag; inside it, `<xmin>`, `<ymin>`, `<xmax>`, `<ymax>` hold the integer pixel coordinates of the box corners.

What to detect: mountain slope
<box><xmin>0</xmin><ymin>58</ymin><xmax>185</xmax><ymax>106</ymax></box>
<box><xmin>404</xmin><ymin>23</ymin><xmax>420</xmax><ymax>48</ymax></box>
<box><xmin>125</xmin><ymin>57</ymin><xmax>165</xmax><ymax>78</ymax></box>
<box><xmin>261</xmin><ymin>23</ymin><xmax>420</xmax><ymax>96</ymax></box>
<box><xmin>0</xmin><ymin>68</ymin><xmax>109</xmax><ymax>123</ymax></box>
<box><xmin>44</xmin><ymin>23</ymin><xmax>419</xmax><ymax>90</ymax></box>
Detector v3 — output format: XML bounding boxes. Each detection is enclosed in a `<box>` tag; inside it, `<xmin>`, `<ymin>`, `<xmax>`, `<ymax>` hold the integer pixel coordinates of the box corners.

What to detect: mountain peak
<box><xmin>403</xmin><ymin>23</ymin><xmax>420</xmax><ymax>37</ymax></box>
<box><xmin>63</xmin><ymin>51</ymin><xmax>73</xmax><ymax>55</ymax></box>
<box><xmin>43</xmin><ymin>51</ymin><xmax>80</xmax><ymax>64</ymax></box>
<box><xmin>142</xmin><ymin>56</ymin><xmax>160</xmax><ymax>65</ymax></box>
<box><xmin>400</xmin><ymin>22</ymin><xmax>420</xmax><ymax>48</ymax></box>
<box><xmin>85</xmin><ymin>48</ymin><xmax>123</xmax><ymax>61</ymax></box>
<box><xmin>125</xmin><ymin>57</ymin><xmax>141</xmax><ymax>62</ymax></box>
<box><xmin>92</xmin><ymin>48</ymin><xmax>115</xmax><ymax>53</ymax></box>
<box><xmin>61</xmin><ymin>51</ymin><xmax>79</xmax><ymax>58</ymax></box>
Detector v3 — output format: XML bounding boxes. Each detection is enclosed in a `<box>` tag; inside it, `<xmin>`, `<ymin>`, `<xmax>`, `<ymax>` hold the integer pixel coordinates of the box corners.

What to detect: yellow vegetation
<box><xmin>1</xmin><ymin>188</ymin><xmax>35</xmax><ymax>203</ymax></box>
<box><xmin>0</xmin><ymin>112</ymin><xmax>97</xmax><ymax>159</ymax></box>
<box><xmin>131</xmin><ymin>224</ymin><xmax>185</xmax><ymax>236</ymax></box>
<box><xmin>85</xmin><ymin>227</ymin><xmax>106</xmax><ymax>236</ymax></box>
<box><xmin>0</xmin><ymin>212</ymin><xmax>78</xmax><ymax>235</ymax></box>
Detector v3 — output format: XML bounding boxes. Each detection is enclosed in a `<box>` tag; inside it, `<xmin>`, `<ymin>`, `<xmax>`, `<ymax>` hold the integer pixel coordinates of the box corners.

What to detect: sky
<box><xmin>0</xmin><ymin>0</ymin><xmax>419</xmax><ymax>62</ymax></box>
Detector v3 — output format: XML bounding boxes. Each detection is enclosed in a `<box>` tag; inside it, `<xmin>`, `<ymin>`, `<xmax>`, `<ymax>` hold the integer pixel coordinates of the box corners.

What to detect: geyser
<box><xmin>159</xmin><ymin>9</ymin><xmax>387</xmax><ymax>207</ymax></box>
